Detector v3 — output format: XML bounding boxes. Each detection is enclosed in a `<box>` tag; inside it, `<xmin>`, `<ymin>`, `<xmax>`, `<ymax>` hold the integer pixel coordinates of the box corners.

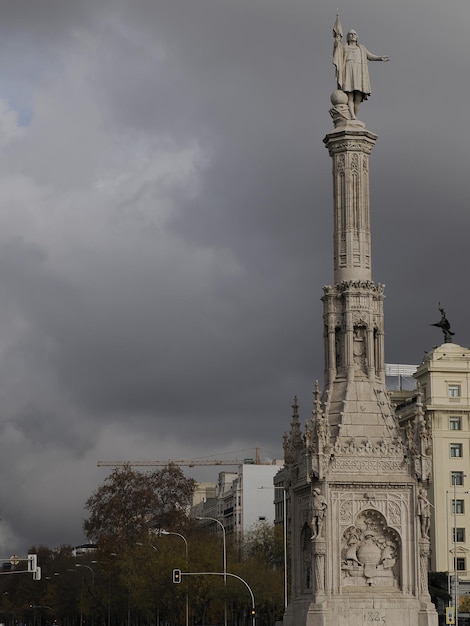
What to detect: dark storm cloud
<box><xmin>0</xmin><ymin>0</ymin><xmax>468</xmax><ymax>552</ymax></box>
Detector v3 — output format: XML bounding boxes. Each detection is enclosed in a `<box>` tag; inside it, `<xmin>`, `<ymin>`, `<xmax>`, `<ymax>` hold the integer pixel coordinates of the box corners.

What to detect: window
<box><xmin>451</xmin><ymin>471</ymin><xmax>465</xmax><ymax>486</ymax></box>
<box><xmin>450</xmin><ymin>416</ymin><xmax>462</xmax><ymax>430</ymax></box>
<box><xmin>450</xmin><ymin>443</ymin><xmax>463</xmax><ymax>458</ymax></box>
<box><xmin>449</xmin><ymin>384</ymin><xmax>461</xmax><ymax>398</ymax></box>
<box><xmin>453</xmin><ymin>528</ymin><xmax>466</xmax><ymax>543</ymax></box>
<box><xmin>452</xmin><ymin>499</ymin><xmax>465</xmax><ymax>514</ymax></box>
<box><xmin>457</xmin><ymin>557</ymin><xmax>466</xmax><ymax>571</ymax></box>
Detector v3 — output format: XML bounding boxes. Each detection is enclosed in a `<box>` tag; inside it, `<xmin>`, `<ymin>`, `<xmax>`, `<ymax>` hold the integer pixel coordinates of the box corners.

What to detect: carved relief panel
<box><xmin>341</xmin><ymin>510</ymin><xmax>400</xmax><ymax>588</ymax></box>
<box><xmin>335</xmin><ymin>491</ymin><xmax>409</xmax><ymax>590</ymax></box>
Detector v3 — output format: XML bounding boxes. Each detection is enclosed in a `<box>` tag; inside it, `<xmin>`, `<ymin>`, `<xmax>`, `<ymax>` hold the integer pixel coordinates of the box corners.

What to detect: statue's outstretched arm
<box><xmin>366</xmin><ymin>50</ymin><xmax>390</xmax><ymax>62</ymax></box>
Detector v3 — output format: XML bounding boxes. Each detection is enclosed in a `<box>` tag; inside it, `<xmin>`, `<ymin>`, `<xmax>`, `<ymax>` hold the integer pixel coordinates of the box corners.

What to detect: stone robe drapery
<box><xmin>335</xmin><ymin>43</ymin><xmax>374</xmax><ymax>100</ymax></box>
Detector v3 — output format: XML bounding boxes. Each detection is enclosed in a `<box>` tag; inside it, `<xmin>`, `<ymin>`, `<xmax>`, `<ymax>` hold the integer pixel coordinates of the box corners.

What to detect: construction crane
<box><xmin>97</xmin><ymin>447</ymin><xmax>262</xmax><ymax>468</ymax></box>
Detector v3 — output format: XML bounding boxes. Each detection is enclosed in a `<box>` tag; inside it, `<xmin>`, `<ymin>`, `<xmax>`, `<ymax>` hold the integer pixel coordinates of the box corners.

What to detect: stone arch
<box><xmin>353</xmin><ymin>324</ymin><xmax>367</xmax><ymax>375</ymax></box>
<box><xmin>335</xmin><ymin>324</ymin><xmax>343</xmax><ymax>372</ymax></box>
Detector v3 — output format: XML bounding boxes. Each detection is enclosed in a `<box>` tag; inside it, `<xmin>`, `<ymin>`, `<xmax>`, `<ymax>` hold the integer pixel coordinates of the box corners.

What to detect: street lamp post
<box><xmin>446</xmin><ymin>489</ymin><xmax>451</xmax><ymax>601</ymax></box>
<box><xmin>156</xmin><ymin>530</ymin><xmax>189</xmax><ymax>626</ymax></box>
<box><xmin>454</xmin><ymin>476</ymin><xmax>458</xmax><ymax>626</ymax></box>
<box><xmin>75</xmin><ymin>564</ymin><xmax>96</xmax><ymax>626</ymax></box>
<box><xmin>196</xmin><ymin>516</ymin><xmax>227</xmax><ymax>626</ymax></box>
<box><xmin>75</xmin><ymin>563</ymin><xmax>96</xmax><ymax>587</ymax></box>
<box><xmin>107</xmin><ymin>553</ymin><xmax>117</xmax><ymax>626</ymax></box>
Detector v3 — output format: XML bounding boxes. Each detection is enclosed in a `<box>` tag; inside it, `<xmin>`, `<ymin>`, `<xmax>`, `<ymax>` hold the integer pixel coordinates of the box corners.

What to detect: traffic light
<box><xmin>27</xmin><ymin>555</ymin><xmax>37</xmax><ymax>573</ymax></box>
<box><xmin>172</xmin><ymin>568</ymin><xmax>182</xmax><ymax>583</ymax></box>
<box><xmin>250</xmin><ymin>608</ymin><xmax>256</xmax><ymax>617</ymax></box>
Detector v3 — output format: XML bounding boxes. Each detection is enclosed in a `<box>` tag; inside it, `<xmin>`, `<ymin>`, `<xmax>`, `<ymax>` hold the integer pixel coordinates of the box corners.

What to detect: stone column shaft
<box><xmin>324</xmin><ymin>129</ymin><xmax>377</xmax><ymax>284</ymax></box>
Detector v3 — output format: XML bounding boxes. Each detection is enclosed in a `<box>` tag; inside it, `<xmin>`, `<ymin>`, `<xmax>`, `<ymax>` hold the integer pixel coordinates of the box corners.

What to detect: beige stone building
<box><xmin>394</xmin><ymin>342</ymin><xmax>470</xmax><ymax>598</ymax></box>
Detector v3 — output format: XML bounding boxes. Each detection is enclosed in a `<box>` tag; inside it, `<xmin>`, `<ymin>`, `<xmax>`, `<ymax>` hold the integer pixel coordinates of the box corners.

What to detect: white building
<box><xmin>192</xmin><ymin>460</ymin><xmax>284</xmax><ymax>537</ymax></box>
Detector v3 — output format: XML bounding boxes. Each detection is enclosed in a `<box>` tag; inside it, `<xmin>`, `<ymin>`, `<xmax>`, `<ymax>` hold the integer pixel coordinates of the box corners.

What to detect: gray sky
<box><xmin>0</xmin><ymin>0</ymin><xmax>468</xmax><ymax>554</ymax></box>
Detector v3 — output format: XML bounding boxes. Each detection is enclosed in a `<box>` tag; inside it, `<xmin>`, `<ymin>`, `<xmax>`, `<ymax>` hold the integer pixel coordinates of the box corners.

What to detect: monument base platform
<box><xmin>283</xmin><ymin>595</ymin><xmax>438</xmax><ymax>626</ymax></box>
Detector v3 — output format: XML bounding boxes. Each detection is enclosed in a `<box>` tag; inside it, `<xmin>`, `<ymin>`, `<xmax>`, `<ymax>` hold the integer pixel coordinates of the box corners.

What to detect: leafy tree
<box><xmin>184</xmin><ymin>527</ymin><xmax>228</xmax><ymax>625</ymax></box>
<box><xmin>460</xmin><ymin>595</ymin><xmax>470</xmax><ymax>613</ymax></box>
<box><xmin>0</xmin><ymin>521</ymin><xmax>288</xmax><ymax>626</ymax></box>
<box><xmin>1</xmin><ymin>544</ymin><xmax>82</xmax><ymax>626</ymax></box>
<box><xmin>243</xmin><ymin>521</ymin><xmax>285</xmax><ymax>568</ymax></box>
<box><xmin>236</xmin><ymin>522</ymin><xmax>285</xmax><ymax>625</ymax></box>
<box><xmin>83</xmin><ymin>463</ymin><xmax>195</xmax><ymax>550</ymax></box>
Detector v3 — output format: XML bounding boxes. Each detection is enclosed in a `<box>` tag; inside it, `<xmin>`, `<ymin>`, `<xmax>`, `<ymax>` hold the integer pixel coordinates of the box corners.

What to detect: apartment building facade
<box><xmin>394</xmin><ymin>342</ymin><xmax>470</xmax><ymax>596</ymax></box>
<box><xmin>192</xmin><ymin>460</ymin><xmax>284</xmax><ymax>537</ymax></box>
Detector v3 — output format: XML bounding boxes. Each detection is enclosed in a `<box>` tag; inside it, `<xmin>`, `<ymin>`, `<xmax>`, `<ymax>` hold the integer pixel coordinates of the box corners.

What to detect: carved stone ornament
<box><xmin>325</xmin><ymin>138</ymin><xmax>376</xmax><ymax>156</ymax></box>
<box><xmin>333</xmin><ymin>437</ymin><xmax>404</xmax><ymax>457</ymax></box>
<box><xmin>341</xmin><ymin>509</ymin><xmax>400</xmax><ymax>588</ymax></box>
<box><xmin>323</xmin><ymin>280</ymin><xmax>385</xmax><ymax>296</ymax></box>
<box><xmin>332</xmin><ymin>458</ymin><xmax>407</xmax><ymax>475</ymax></box>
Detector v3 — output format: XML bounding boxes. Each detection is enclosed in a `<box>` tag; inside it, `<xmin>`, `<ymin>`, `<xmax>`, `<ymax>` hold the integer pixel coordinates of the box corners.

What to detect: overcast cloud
<box><xmin>0</xmin><ymin>0</ymin><xmax>468</xmax><ymax>554</ymax></box>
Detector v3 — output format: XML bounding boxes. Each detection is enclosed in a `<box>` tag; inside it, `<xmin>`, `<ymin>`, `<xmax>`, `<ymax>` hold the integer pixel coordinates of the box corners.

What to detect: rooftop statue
<box><xmin>332</xmin><ymin>13</ymin><xmax>389</xmax><ymax>121</ymax></box>
<box><xmin>431</xmin><ymin>302</ymin><xmax>455</xmax><ymax>343</ymax></box>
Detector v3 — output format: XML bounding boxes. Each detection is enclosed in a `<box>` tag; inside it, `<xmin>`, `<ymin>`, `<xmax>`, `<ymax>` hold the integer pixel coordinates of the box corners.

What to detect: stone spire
<box><xmin>320</xmin><ymin>127</ymin><xmax>401</xmax><ymax>454</ymax></box>
<box><xmin>283</xmin><ymin>396</ymin><xmax>304</xmax><ymax>466</ymax></box>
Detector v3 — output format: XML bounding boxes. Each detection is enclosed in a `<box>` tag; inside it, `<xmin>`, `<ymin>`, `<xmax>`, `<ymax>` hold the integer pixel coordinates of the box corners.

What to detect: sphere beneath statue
<box><xmin>331</xmin><ymin>90</ymin><xmax>348</xmax><ymax>106</ymax></box>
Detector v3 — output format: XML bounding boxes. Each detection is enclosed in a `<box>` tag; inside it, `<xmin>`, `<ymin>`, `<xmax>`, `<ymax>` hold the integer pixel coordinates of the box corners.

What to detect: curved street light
<box><xmin>196</xmin><ymin>516</ymin><xmax>227</xmax><ymax>626</ymax></box>
<box><xmin>156</xmin><ymin>530</ymin><xmax>189</xmax><ymax>626</ymax></box>
<box><xmin>75</xmin><ymin>563</ymin><xmax>96</xmax><ymax>626</ymax></box>
<box><xmin>75</xmin><ymin>563</ymin><xmax>95</xmax><ymax>589</ymax></box>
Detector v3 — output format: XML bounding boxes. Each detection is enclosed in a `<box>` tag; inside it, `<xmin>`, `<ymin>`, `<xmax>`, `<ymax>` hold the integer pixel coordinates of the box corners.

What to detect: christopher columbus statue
<box><xmin>333</xmin><ymin>13</ymin><xmax>389</xmax><ymax>120</ymax></box>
